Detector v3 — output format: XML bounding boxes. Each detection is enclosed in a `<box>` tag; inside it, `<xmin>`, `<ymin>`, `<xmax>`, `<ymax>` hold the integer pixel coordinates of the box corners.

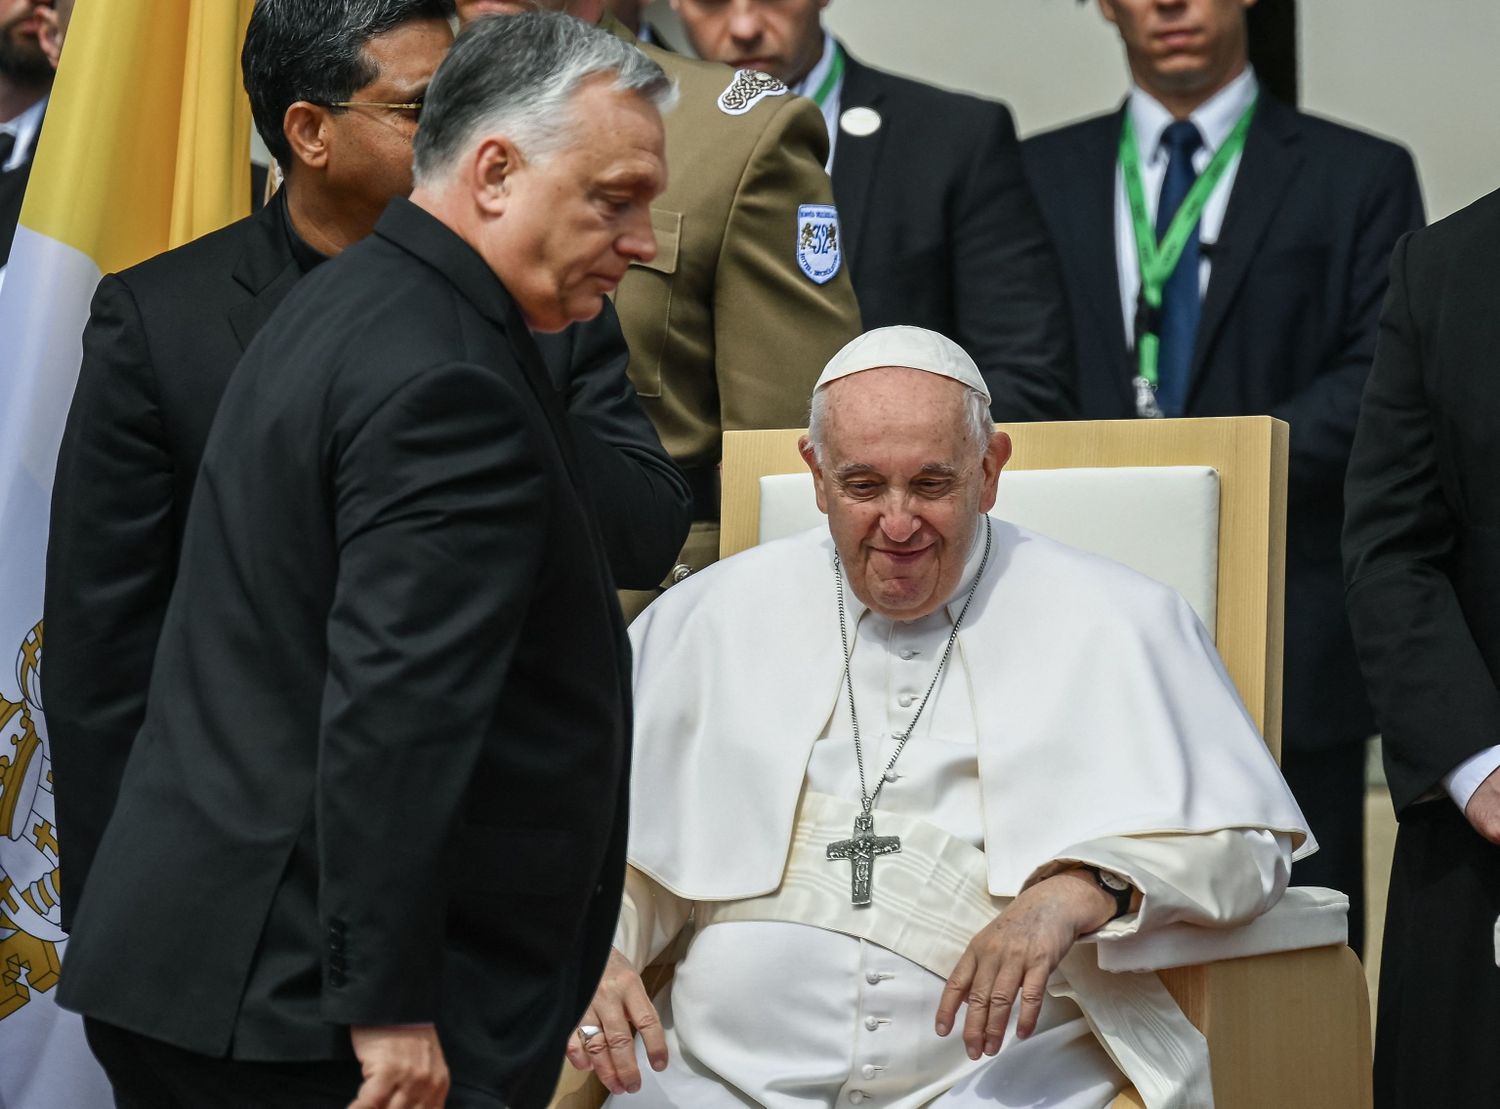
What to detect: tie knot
<box><xmin>1162</xmin><ymin>120</ymin><xmax>1203</xmax><ymax>159</ymax></box>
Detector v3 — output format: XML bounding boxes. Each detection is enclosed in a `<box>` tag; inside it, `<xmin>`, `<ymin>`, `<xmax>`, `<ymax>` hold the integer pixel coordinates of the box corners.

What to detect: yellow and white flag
<box><xmin>0</xmin><ymin>2</ymin><xmax>252</xmax><ymax>1103</ymax></box>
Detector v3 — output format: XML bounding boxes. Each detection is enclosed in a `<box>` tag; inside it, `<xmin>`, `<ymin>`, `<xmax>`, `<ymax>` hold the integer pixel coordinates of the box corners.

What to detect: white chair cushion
<box><xmin>1093</xmin><ymin>886</ymin><xmax>1350</xmax><ymax>973</ymax></box>
<box><xmin>758</xmin><ymin>466</ymin><xmax>1221</xmax><ymax>636</ymax></box>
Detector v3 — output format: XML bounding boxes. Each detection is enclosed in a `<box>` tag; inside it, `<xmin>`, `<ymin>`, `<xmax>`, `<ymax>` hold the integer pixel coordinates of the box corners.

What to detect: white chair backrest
<box><xmin>757</xmin><ymin>466</ymin><xmax>1221</xmax><ymax>638</ymax></box>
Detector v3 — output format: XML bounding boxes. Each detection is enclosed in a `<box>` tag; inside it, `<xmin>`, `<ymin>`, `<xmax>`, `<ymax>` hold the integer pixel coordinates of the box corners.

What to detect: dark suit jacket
<box><xmin>1344</xmin><ymin>188</ymin><xmax>1500</xmax><ymax>814</ymax></box>
<box><xmin>44</xmin><ymin>192</ymin><xmax>686</xmax><ymax>932</ymax></box>
<box><xmin>56</xmin><ymin>199</ymin><xmax>631</xmax><ymax>1109</ymax></box>
<box><xmin>833</xmin><ymin>48</ymin><xmax>1075</xmax><ymax>421</ymax></box>
<box><xmin>1022</xmin><ymin>94</ymin><xmax>1424</xmax><ymax>749</ymax></box>
<box><xmin>0</xmin><ymin>115</ymin><xmax>39</xmax><ymax>267</ymax></box>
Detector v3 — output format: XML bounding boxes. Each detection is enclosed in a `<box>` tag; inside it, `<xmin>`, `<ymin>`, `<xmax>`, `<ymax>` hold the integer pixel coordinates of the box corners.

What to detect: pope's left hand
<box><xmin>935</xmin><ymin>869</ymin><xmax>1119</xmax><ymax>1061</ymax></box>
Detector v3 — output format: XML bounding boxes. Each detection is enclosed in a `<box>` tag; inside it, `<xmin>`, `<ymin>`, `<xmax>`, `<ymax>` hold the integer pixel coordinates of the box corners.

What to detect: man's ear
<box><xmin>282</xmin><ymin>102</ymin><xmax>332</xmax><ymax>172</ymax></box>
<box><xmin>798</xmin><ymin>434</ymin><xmax>832</xmax><ymax>515</ymax></box>
<box><xmin>473</xmin><ymin>136</ymin><xmax>520</xmax><ymax>215</ymax></box>
<box><xmin>978</xmin><ymin>430</ymin><xmax>1011</xmax><ymax>514</ymax></box>
<box><xmin>1096</xmin><ymin>0</ymin><xmax>1120</xmax><ymax>28</ymax></box>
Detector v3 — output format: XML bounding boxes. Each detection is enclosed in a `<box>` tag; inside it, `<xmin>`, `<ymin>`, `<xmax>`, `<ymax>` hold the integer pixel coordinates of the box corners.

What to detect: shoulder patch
<box><xmin>796</xmin><ymin>204</ymin><xmax>843</xmax><ymax>285</ymax></box>
<box><xmin>717</xmin><ymin>68</ymin><xmax>788</xmax><ymax>116</ymax></box>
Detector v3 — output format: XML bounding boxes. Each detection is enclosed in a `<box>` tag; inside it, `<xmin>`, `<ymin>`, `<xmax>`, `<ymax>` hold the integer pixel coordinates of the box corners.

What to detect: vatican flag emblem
<box><xmin>796</xmin><ymin>204</ymin><xmax>843</xmax><ymax>285</ymax></box>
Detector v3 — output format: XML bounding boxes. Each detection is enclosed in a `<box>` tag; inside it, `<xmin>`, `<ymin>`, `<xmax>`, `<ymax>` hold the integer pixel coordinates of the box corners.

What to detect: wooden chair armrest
<box><xmin>1111</xmin><ymin>944</ymin><xmax>1371</xmax><ymax>1109</ymax></box>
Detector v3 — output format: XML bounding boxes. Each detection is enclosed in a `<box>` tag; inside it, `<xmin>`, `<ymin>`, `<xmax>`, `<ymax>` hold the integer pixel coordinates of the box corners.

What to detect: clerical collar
<box><xmin>1128</xmin><ymin>66</ymin><xmax>1258</xmax><ymax>164</ymax></box>
<box><xmin>842</xmin><ymin>515</ymin><xmax>993</xmax><ymax>626</ymax></box>
<box><xmin>275</xmin><ymin>187</ymin><xmax>331</xmax><ymax>275</ymax></box>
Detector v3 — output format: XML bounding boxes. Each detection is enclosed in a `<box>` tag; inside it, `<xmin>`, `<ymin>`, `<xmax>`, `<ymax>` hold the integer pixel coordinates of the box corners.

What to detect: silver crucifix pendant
<box><xmin>826</xmin><ymin>810</ymin><xmax>901</xmax><ymax>906</ymax></box>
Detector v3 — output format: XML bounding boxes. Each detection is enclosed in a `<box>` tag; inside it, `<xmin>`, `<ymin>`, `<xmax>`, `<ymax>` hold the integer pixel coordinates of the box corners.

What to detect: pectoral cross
<box><xmin>826</xmin><ymin>810</ymin><xmax>901</xmax><ymax>906</ymax></box>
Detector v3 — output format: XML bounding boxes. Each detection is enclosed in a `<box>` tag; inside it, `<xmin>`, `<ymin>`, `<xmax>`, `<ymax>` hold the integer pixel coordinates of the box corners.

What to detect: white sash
<box><xmin>697</xmin><ymin>791</ymin><xmax>1215</xmax><ymax>1108</ymax></box>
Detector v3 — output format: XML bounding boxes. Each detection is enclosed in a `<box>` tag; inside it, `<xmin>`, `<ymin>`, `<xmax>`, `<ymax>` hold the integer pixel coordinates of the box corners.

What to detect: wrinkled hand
<box><xmin>564</xmin><ymin>946</ymin><xmax>667</xmax><ymax>1096</ymax></box>
<box><xmin>348</xmin><ymin>1024</ymin><xmax>449</xmax><ymax>1109</ymax></box>
<box><xmin>1465</xmin><ymin>766</ymin><xmax>1500</xmax><ymax>844</ymax></box>
<box><xmin>936</xmin><ymin>870</ymin><xmax>1118</xmax><ymax>1060</ymax></box>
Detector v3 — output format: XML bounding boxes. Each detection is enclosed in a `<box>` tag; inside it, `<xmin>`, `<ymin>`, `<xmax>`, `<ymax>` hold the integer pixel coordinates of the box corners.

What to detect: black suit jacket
<box><xmin>56</xmin><ymin>200</ymin><xmax>631</xmax><ymax>1109</ymax></box>
<box><xmin>832</xmin><ymin>49</ymin><xmax>1075</xmax><ymax>421</ymax></box>
<box><xmin>1344</xmin><ymin>188</ymin><xmax>1500</xmax><ymax>814</ymax></box>
<box><xmin>44</xmin><ymin>193</ymin><xmax>686</xmax><ymax>932</ymax></box>
<box><xmin>1022</xmin><ymin>94</ymin><xmax>1424</xmax><ymax>749</ymax></box>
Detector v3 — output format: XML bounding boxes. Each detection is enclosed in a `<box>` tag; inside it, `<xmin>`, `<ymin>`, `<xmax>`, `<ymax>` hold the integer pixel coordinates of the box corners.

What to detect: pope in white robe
<box><xmin>565</xmin><ymin>327</ymin><xmax>1313</xmax><ymax>1109</ymax></box>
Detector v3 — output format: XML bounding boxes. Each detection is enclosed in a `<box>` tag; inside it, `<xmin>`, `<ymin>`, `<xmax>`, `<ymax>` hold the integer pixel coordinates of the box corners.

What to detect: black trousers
<box><xmin>84</xmin><ymin>1019</ymin><xmax>511</xmax><ymax>1109</ymax></box>
<box><xmin>84</xmin><ymin>1019</ymin><xmax>362</xmax><ymax>1108</ymax></box>
<box><xmin>1281</xmin><ymin>738</ymin><xmax>1368</xmax><ymax>958</ymax></box>
<box><xmin>1374</xmin><ymin>800</ymin><xmax>1500</xmax><ymax>1108</ymax></box>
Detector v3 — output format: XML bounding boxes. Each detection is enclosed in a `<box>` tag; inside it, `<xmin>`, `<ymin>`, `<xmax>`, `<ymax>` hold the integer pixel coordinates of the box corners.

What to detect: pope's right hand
<box><xmin>564</xmin><ymin>946</ymin><xmax>668</xmax><ymax>1095</ymax></box>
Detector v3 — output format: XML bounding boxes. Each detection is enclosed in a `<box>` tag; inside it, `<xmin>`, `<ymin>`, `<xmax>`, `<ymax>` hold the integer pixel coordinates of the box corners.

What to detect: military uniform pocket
<box><xmin>615</xmin><ymin>207</ymin><xmax>681</xmax><ymax>398</ymax></box>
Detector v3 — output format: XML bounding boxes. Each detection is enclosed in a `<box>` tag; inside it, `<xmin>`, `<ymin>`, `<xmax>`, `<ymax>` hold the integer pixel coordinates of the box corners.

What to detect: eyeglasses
<box><xmin>326</xmin><ymin>100</ymin><xmax>424</xmax><ymax>120</ymax></box>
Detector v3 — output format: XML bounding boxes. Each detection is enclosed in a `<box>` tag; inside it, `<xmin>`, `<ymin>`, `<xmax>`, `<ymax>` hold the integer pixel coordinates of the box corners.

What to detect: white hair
<box><xmin>806</xmin><ymin>376</ymin><xmax>994</xmax><ymax>465</ymax></box>
<box><xmin>412</xmin><ymin>10</ymin><xmax>677</xmax><ymax>184</ymax></box>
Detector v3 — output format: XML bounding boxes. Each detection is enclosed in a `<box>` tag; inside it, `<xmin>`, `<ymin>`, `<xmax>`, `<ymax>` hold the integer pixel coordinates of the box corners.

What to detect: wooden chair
<box><xmin>555</xmin><ymin>415</ymin><xmax>1371</xmax><ymax>1109</ymax></box>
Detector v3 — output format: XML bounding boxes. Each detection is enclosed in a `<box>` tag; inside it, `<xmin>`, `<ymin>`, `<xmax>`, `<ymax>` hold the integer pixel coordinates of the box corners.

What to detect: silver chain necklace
<box><xmin>825</xmin><ymin>519</ymin><xmax>993</xmax><ymax>905</ymax></box>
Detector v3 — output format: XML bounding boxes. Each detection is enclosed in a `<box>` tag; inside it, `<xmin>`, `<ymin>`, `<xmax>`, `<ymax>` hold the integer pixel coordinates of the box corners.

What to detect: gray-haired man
<box><xmin>56</xmin><ymin>14</ymin><xmax>672</xmax><ymax>1109</ymax></box>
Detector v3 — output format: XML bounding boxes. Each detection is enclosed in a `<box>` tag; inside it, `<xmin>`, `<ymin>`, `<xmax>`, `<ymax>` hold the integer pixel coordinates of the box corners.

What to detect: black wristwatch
<box><xmin>1082</xmin><ymin>865</ymin><xmax>1134</xmax><ymax>921</ymax></box>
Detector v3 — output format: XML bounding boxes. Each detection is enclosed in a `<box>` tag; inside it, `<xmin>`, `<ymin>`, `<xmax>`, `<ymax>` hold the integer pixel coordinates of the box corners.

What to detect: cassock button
<box><xmin>849</xmin><ymin>1092</ymin><xmax>868</xmax><ymax>1104</ymax></box>
<box><xmin>897</xmin><ymin>693</ymin><xmax>914</xmax><ymax>708</ymax></box>
<box><xmin>864</xmin><ymin>1015</ymin><xmax>880</xmax><ymax>1031</ymax></box>
<box><xmin>900</xmin><ymin>648</ymin><xmax>916</xmax><ymax>660</ymax></box>
<box><xmin>861</xmin><ymin>1064</ymin><xmax>879</xmax><ymax>1080</ymax></box>
<box><xmin>883</xmin><ymin>769</ymin><xmax>900</xmax><ymax>783</ymax></box>
<box><xmin>865</xmin><ymin>971</ymin><xmax>882</xmax><ymax>985</ymax></box>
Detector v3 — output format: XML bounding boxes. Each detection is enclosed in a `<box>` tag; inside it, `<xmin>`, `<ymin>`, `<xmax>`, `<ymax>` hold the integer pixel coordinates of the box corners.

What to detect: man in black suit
<box><xmin>670</xmin><ymin>0</ymin><xmax>1074</xmax><ymax>420</ymax></box>
<box><xmin>1021</xmin><ymin>0</ymin><xmax>1424</xmax><ymax>957</ymax></box>
<box><xmin>1344</xmin><ymin>189</ymin><xmax>1500</xmax><ymax>1107</ymax></box>
<box><xmin>43</xmin><ymin>0</ymin><xmax>688</xmax><ymax>942</ymax></box>
<box><xmin>56</xmin><ymin>13</ymin><xmax>672</xmax><ymax>1108</ymax></box>
<box><xmin>0</xmin><ymin>0</ymin><xmax>53</xmax><ymax>275</ymax></box>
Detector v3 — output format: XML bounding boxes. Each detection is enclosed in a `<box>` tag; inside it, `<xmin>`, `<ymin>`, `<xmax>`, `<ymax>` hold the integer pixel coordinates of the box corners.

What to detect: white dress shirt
<box><xmin>791</xmin><ymin>31</ymin><xmax>842</xmax><ymax>171</ymax></box>
<box><xmin>1443</xmin><ymin>745</ymin><xmax>1500</xmax><ymax>812</ymax></box>
<box><xmin>1114</xmin><ymin>69</ymin><xmax>1258</xmax><ymax>348</ymax></box>
<box><xmin>1</xmin><ymin>95</ymin><xmax>47</xmax><ymax>172</ymax></box>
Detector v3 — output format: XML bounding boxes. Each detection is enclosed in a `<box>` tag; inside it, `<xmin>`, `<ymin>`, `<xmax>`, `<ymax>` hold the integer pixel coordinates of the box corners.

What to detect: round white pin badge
<box><xmin>839</xmin><ymin>107</ymin><xmax>882</xmax><ymax>138</ymax></box>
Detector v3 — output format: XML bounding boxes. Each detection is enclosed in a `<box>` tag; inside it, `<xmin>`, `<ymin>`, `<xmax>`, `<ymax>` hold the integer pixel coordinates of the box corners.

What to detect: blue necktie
<box><xmin>1153</xmin><ymin>121</ymin><xmax>1203</xmax><ymax>418</ymax></box>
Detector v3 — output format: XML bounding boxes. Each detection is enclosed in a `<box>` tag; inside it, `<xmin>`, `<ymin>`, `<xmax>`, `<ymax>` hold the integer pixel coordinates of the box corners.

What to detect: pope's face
<box><xmin>1098</xmin><ymin>0</ymin><xmax>1254</xmax><ymax>100</ymax></box>
<box><xmin>672</xmin><ymin>0</ymin><xmax>830</xmax><ymax>87</ymax></box>
<box><xmin>477</xmin><ymin>77</ymin><xmax>666</xmax><ymax>332</ymax></box>
<box><xmin>800</xmin><ymin>367</ymin><xmax>1008</xmax><ymax>622</ymax></box>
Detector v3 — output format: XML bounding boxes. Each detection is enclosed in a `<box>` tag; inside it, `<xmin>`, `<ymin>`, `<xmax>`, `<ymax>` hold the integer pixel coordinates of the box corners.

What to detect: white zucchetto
<box><xmin>814</xmin><ymin>325</ymin><xmax>990</xmax><ymax>403</ymax></box>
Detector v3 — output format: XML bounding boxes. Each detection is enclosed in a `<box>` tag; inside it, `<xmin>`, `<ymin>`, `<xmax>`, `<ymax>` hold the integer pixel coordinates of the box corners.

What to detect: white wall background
<box><xmin>649</xmin><ymin>1</ymin><xmax>1500</xmax><ymax>222</ymax></box>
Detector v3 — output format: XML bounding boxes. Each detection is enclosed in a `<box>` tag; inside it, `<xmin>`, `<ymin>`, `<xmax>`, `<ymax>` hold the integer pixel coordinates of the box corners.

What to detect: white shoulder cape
<box><xmin>627</xmin><ymin>521</ymin><xmax>1313</xmax><ymax>899</ymax></box>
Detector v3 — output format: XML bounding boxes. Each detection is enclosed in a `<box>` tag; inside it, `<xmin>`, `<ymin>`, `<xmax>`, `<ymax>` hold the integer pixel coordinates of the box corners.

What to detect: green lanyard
<box><xmin>810</xmin><ymin>43</ymin><xmax>845</xmax><ymax>109</ymax></box>
<box><xmin>1121</xmin><ymin>98</ymin><xmax>1256</xmax><ymax>388</ymax></box>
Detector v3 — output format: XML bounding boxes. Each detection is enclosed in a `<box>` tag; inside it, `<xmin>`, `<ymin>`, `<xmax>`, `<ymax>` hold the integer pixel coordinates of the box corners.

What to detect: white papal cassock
<box><xmin>613</xmin><ymin>519</ymin><xmax>1313</xmax><ymax>1109</ymax></box>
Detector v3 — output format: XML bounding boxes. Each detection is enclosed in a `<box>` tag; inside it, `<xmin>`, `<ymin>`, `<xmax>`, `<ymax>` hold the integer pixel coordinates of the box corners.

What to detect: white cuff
<box><xmin>1442</xmin><ymin>745</ymin><xmax>1500</xmax><ymax>813</ymax></box>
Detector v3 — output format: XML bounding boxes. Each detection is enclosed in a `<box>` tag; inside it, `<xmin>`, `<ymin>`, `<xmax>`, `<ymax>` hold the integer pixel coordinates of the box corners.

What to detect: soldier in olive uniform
<box><xmin>458</xmin><ymin>1</ymin><xmax>863</xmax><ymax>618</ymax></box>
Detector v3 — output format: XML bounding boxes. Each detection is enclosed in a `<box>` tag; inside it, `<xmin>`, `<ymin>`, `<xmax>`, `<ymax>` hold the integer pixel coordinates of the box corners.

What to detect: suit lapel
<box><xmin>227</xmin><ymin>198</ymin><xmax>303</xmax><ymax>352</ymax></box>
<box><xmin>1189</xmin><ymin>97</ymin><xmax>1302</xmax><ymax>397</ymax></box>
<box><xmin>829</xmin><ymin>51</ymin><xmax>887</xmax><ymax>274</ymax></box>
<box><xmin>1080</xmin><ymin>108</ymin><xmax>1135</xmax><ymax>408</ymax></box>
